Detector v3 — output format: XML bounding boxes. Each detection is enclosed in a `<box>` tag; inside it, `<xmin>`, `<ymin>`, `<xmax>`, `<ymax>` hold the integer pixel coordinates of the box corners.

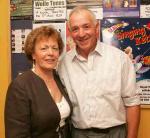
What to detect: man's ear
<box><xmin>67</xmin><ymin>21</ymin><xmax>71</xmax><ymax>33</ymax></box>
<box><xmin>96</xmin><ymin>20</ymin><xmax>100</xmax><ymax>39</ymax></box>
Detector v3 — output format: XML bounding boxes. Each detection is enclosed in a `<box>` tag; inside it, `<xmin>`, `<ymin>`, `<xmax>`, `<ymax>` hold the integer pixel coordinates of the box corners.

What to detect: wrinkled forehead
<box><xmin>69</xmin><ymin>9</ymin><xmax>96</xmax><ymax>27</ymax></box>
<box><xmin>70</xmin><ymin>13</ymin><xmax>95</xmax><ymax>28</ymax></box>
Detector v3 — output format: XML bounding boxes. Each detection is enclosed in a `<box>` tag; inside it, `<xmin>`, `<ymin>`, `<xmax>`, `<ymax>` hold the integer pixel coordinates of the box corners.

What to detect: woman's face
<box><xmin>32</xmin><ymin>37</ymin><xmax>60</xmax><ymax>71</ymax></box>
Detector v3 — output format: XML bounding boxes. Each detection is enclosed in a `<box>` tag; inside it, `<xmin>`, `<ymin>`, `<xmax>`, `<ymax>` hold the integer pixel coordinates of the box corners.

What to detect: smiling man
<box><xmin>58</xmin><ymin>6</ymin><xmax>140</xmax><ymax>138</ymax></box>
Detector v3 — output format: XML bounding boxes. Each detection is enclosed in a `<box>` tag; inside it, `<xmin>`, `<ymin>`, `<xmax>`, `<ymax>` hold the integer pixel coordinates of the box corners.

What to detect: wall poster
<box><xmin>103</xmin><ymin>0</ymin><xmax>140</xmax><ymax>17</ymax></box>
<box><xmin>10</xmin><ymin>0</ymin><xmax>32</xmax><ymax>19</ymax></box>
<box><xmin>11</xmin><ymin>29</ymin><xmax>31</xmax><ymax>53</ymax></box>
<box><xmin>101</xmin><ymin>18</ymin><xmax>150</xmax><ymax>105</ymax></box>
<box><xmin>11</xmin><ymin>20</ymin><xmax>32</xmax><ymax>79</ymax></box>
<box><xmin>33</xmin><ymin>0</ymin><xmax>66</xmax><ymax>21</ymax></box>
<box><xmin>140</xmin><ymin>0</ymin><xmax>150</xmax><ymax>18</ymax></box>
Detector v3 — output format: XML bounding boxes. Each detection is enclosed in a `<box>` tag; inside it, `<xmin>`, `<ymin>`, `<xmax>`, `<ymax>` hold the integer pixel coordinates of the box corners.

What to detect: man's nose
<box><xmin>78</xmin><ymin>28</ymin><xmax>85</xmax><ymax>37</ymax></box>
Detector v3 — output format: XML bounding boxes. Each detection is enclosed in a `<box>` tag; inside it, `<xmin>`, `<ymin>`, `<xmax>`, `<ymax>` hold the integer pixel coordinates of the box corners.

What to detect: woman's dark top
<box><xmin>5</xmin><ymin>70</ymin><xmax>72</xmax><ymax>138</ymax></box>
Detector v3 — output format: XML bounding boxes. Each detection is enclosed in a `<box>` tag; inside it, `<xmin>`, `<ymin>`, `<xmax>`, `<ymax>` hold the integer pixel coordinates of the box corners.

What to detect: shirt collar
<box><xmin>69</xmin><ymin>41</ymin><xmax>104</xmax><ymax>61</ymax></box>
<box><xmin>95</xmin><ymin>41</ymin><xmax>103</xmax><ymax>56</ymax></box>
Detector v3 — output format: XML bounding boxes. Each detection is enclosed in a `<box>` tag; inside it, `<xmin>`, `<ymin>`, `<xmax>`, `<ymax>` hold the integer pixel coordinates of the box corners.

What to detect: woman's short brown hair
<box><xmin>24</xmin><ymin>26</ymin><xmax>64</xmax><ymax>62</ymax></box>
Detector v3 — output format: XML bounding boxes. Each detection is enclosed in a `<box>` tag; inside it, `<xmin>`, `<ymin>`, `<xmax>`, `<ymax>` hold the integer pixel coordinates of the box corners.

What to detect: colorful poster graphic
<box><xmin>33</xmin><ymin>0</ymin><xmax>66</xmax><ymax>21</ymax></box>
<box><xmin>11</xmin><ymin>0</ymin><xmax>32</xmax><ymax>18</ymax></box>
<box><xmin>101</xmin><ymin>18</ymin><xmax>150</xmax><ymax>104</ymax></box>
<box><xmin>103</xmin><ymin>0</ymin><xmax>140</xmax><ymax>17</ymax></box>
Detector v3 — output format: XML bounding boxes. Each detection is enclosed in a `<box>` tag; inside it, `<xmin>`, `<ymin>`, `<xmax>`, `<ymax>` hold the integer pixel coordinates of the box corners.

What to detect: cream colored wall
<box><xmin>0</xmin><ymin>1</ymin><xmax>150</xmax><ymax>138</ymax></box>
<box><xmin>0</xmin><ymin>0</ymin><xmax>10</xmax><ymax>138</ymax></box>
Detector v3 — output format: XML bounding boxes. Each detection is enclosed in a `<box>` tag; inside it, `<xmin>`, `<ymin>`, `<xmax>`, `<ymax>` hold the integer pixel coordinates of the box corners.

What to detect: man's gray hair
<box><xmin>68</xmin><ymin>6</ymin><xmax>97</xmax><ymax>31</ymax></box>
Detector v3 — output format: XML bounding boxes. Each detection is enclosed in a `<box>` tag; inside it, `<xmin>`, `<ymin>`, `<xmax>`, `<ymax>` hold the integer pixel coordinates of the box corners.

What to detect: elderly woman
<box><xmin>5</xmin><ymin>26</ymin><xmax>72</xmax><ymax>138</ymax></box>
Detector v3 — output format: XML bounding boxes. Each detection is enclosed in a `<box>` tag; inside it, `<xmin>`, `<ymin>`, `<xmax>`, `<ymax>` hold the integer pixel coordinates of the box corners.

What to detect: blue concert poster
<box><xmin>101</xmin><ymin>18</ymin><xmax>150</xmax><ymax>104</ymax></box>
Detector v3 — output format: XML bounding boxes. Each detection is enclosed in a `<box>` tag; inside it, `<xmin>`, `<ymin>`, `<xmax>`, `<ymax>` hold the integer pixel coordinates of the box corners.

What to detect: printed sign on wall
<box><xmin>11</xmin><ymin>29</ymin><xmax>31</xmax><ymax>53</ymax></box>
<box><xmin>140</xmin><ymin>0</ymin><xmax>150</xmax><ymax>18</ymax></box>
<box><xmin>34</xmin><ymin>0</ymin><xmax>66</xmax><ymax>20</ymax></box>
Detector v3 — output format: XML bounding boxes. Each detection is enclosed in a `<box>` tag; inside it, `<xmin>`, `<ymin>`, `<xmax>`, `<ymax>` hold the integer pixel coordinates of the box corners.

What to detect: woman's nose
<box><xmin>47</xmin><ymin>47</ymin><xmax>54</xmax><ymax>55</ymax></box>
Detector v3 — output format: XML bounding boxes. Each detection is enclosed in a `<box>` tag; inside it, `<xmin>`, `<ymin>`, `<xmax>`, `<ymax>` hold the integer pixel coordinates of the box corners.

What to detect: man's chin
<box><xmin>77</xmin><ymin>42</ymin><xmax>89</xmax><ymax>47</ymax></box>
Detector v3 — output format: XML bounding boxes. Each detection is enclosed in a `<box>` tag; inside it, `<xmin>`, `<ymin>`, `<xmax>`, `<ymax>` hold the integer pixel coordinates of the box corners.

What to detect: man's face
<box><xmin>69</xmin><ymin>11</ymin><xmax>98</xmax><ymax>55</ymax></box>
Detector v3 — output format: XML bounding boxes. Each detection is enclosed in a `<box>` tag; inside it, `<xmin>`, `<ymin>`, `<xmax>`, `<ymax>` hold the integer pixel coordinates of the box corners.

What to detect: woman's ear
<box><xmin>32</xmin><ymin>53</ymin><xmax>35</xmax><ymax>61</ymax></box>
<box><xmin>32</xmin><ymin>54</ymin><xmax>36</xmax><ymax>65</ymax></box>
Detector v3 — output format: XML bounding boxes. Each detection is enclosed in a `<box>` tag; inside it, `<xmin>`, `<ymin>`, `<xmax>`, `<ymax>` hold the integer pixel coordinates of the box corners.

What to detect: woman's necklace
<box><xmin>32</xmin><ymin>68</ymin><xmax>61</xmax><ymax>102</ymax></box>
<box><xmin>32</xmin><ymin>68</ymin><xmax>54</xmax><ymax>93</ymax></box>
